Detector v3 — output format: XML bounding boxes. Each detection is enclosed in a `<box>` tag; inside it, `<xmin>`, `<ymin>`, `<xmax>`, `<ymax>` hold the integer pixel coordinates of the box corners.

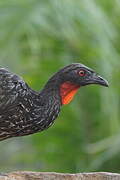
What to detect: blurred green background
<box><xmin>0</xmin><ymin>0</ymin><xmax>120</xmax><ymax>173</ymax></box>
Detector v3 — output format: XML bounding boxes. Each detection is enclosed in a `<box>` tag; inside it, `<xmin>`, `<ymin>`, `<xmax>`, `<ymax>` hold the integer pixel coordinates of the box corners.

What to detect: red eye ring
<box><xmin>79</xmin><ymin>70</ymin><xmax>85</xmax><ymax>77</ymax></box>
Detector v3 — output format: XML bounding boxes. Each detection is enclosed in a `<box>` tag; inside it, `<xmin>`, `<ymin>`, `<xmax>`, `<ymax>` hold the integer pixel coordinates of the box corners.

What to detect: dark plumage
<box><xmin>0</xmin><ymin>63</ymin><xmax>108</xmax><ymax>140</ymax></box>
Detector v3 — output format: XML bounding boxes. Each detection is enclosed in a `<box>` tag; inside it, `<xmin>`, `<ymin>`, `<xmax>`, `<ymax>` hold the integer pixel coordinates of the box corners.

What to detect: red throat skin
<box><xmin>60</xmin><ymin>82</ymin><xmax>80</xmax><ymax>105</ymax></box>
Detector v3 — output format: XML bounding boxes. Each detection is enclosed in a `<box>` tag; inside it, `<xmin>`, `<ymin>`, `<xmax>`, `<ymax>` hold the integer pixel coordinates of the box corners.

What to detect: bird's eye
<box><xmin>78</xmin><ymin>70</ymin><xmax>86</xmax><ymax>77</ymax></box>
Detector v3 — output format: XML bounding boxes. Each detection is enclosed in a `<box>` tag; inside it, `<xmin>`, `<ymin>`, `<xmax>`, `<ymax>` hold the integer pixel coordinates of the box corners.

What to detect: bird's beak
<box><xmin>87</xmin><ymin>73</ymin><xmax>109</xmax><ymax>87</ymax></box>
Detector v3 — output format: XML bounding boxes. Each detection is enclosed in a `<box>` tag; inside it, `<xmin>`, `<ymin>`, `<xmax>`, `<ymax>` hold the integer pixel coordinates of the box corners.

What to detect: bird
<box><xmin>0</xmin><ymin>63</ymin><xmax>108</xmax><ymax>141</ymax></box>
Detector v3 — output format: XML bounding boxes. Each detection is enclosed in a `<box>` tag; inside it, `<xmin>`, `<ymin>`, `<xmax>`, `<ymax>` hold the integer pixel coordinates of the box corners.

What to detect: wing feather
<box><xmin>0</xmin><ymin>68</ymin><xmax>28</xmax><ymax>110</ymax></box>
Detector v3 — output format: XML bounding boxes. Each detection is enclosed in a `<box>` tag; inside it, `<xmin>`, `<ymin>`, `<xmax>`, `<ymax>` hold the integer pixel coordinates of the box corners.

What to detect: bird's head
<box><xmin>45</xmin><ymin>63</ymin><xmax>109</xmax><ymax>105</ymax></box>
<box><xmin>58</xmin><ymin>63</ymin><xmax>108</xmax><ymax>87</ymax></box>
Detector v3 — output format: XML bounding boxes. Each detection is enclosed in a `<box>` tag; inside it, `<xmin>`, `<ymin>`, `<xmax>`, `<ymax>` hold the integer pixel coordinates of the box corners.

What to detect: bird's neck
<box><xmin>30</xmin><ymin>78</ymin><xmax>80</xmax><ymax>131</ymax></box>
<box><xmin>41</xmin><ymin>80</ymin><xmax>61</xmax><ymax>106</ymax></box>
<box><xmin>42</xmin><ymin>78</ymin><xmax>80</xmax><ymax>106</ymax></box>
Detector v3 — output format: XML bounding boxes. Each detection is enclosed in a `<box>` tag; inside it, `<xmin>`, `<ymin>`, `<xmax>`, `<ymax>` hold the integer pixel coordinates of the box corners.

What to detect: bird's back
<box><xmin>0</xmin><ymin>68</ymin><xmax>32</xmax><ymax>140</ymax></box>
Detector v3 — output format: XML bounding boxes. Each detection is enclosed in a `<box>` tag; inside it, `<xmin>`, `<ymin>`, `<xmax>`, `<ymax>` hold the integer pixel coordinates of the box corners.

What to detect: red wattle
<box><xmin>60</xmin><ymin>82</ymin><xmax>80</xmax><ymax>105</ymax></box>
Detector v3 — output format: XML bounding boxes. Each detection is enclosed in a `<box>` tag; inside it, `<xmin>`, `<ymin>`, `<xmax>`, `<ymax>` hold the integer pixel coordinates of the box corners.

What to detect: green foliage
<box><xmin>0</xmin><ymin>0</ymin><xmax>120</xmax><ymax>173</ymax></box>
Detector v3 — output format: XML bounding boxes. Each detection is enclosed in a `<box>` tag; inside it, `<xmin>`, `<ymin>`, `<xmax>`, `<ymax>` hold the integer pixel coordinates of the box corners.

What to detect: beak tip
<box><xmin>97</xmin><ymin>76</ymin><xmax>109</xmax><ymax>87</ymax></box>
<box><xmin>103</xmin><ymin>80</ymin><xmax>109</xmax><ymax>87</ymax></box>
<box><xmin>104</xmin><ymin>84</ymin><xmax>109</xmax><ymax>87</ymax></box>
